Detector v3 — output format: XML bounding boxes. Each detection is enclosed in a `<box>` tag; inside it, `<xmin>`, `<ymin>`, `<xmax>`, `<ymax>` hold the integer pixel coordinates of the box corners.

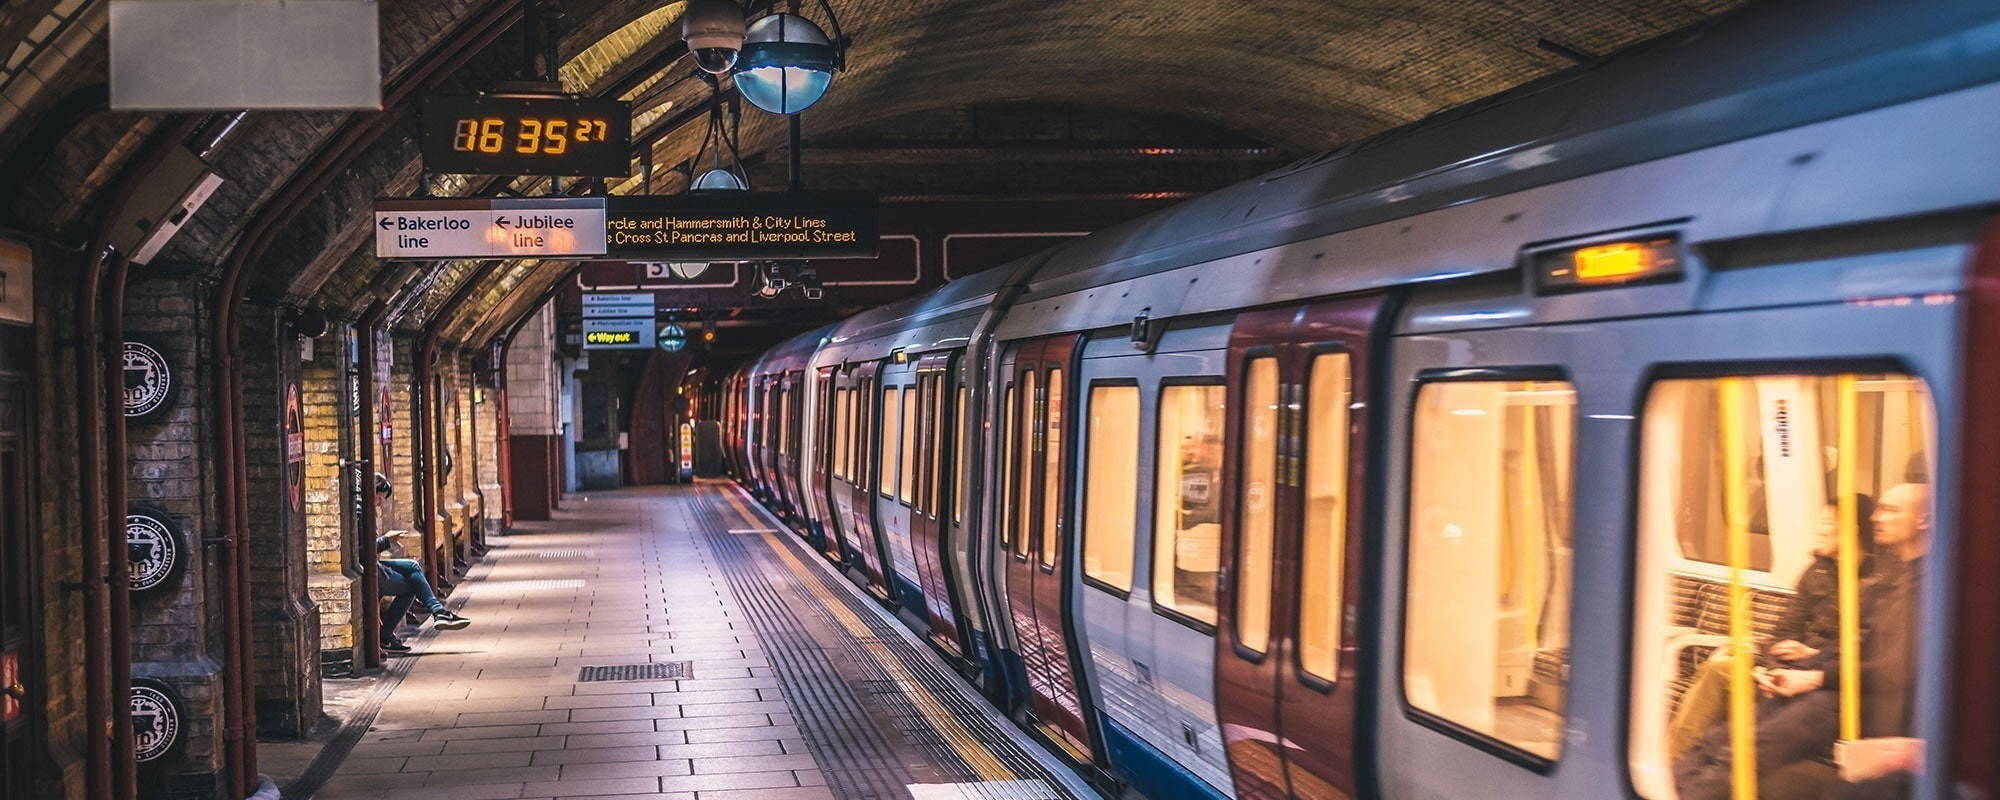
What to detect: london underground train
<box><xmin>721</xmin><ymin>2</ymin><xmax>2000</xmax><ymax>798</ymax></box>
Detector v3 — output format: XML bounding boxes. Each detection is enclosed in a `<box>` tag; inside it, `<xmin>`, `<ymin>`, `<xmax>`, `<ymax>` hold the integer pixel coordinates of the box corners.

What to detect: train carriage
<box><xmin>724</xmin><ymin>2</ymin><xmax>2000</xmax><ymax>798</ymax></box>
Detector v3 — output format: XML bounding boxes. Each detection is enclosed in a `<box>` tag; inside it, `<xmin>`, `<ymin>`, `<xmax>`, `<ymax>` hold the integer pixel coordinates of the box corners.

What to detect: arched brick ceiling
<box><xmin>0</xmin><ymin>0</ymin><xmax>1746</xmax><ymax>345</ymax></box>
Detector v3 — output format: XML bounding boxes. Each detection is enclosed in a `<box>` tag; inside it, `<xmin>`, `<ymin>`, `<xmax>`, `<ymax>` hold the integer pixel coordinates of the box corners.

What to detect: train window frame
<box><xmin>1622</xmin><ymin>360</ymin><xmax>1938</xmax><ymax>800</ymax></box>
<box><xmin>879</xmin><ymin>384</ymin><xmax>901</xmax><ymax>499</ymax></box>
<box><xmin>1014</xmin><ymin>370</ymin><xmax>1038</xmax><ymax>560</ymax></box>
<box><xmin>1294</xmin><ymin>345</ymin><xmax>1354</xmax><ymax>693</ymax></box>
<box><xmin>1001</xmin><ymin>382</ymin><xmax>1017</xmax><ymax>551</ymax></box>
<box><xmin>954</xmin><ymin>383</ymin><xmax>969</xmax><ymax>525</ymax></box>
<box><xmin>1080</xmin><ymin>378</ymin><xmax>1142</xmax><ymax>598</ymax></box>
<box><xmin>1149</xmin><ymin>375</ymin><xmax>1228</xmax><ymax>636</ymax></box>
<box><xmin>1397</xmin><ymin>365</ymin><xmax>1576</xmax><ymax>775</ymax></box>
<box><xmin>900</xmin><ymin>382</ymin><xmax>918</xmax><ymax>505</ymax></box>
<box><xmin>1233</xmin><ymin>349</ymin><xmax>1282</xmax><ymax>662</ymax></box>
<box><xmin>1039</xmin><ymin>367</ymin><xmax>1066</xmax><ymax>572</ymax></box>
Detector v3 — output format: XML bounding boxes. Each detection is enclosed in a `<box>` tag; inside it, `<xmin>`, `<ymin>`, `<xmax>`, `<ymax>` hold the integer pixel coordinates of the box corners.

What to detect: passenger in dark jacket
<box><xmin>1672</xmin><ymin>484</ymin><xmax>1926</xmax><ymax>800</ymax></box>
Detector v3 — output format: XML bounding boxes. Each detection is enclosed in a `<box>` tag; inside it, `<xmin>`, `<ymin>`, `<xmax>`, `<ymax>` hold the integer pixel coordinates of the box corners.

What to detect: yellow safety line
<box><xmin>708</xmin><ymin>483</ymin><xmax>1018</xmax><ymax>782</ymax></box>
<box><xmin>1836</xmin><ymin>375</ymin><xmax>1862</xmax><ymax>741</ymax></box>
<box><xmin>1718</xmin><ymin>378</ymin><xmax>1757</xmax><ymax>800</ymax></box>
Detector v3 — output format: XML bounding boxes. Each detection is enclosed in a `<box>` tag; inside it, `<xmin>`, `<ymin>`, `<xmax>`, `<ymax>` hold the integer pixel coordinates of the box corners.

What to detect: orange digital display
<box><xmin>422</xmin><ymin>95</ymin><xmax>631</xmax><ymax>177</ymax></box>
<box><xmin>1535</xmin><ymin>235</ymin><xmax>1683</xmax><ymax>294</ymax></box>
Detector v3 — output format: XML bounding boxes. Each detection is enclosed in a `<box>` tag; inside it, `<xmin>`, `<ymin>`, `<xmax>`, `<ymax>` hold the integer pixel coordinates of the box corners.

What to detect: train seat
<box><xmin>1663</xmin><ymin>574</ymin><xmax>1792</xmax><ymax>710</ymax></box>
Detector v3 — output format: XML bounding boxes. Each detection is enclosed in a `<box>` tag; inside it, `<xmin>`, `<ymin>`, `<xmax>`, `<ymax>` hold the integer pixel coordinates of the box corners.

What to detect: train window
<box><xmin>1154</xmin><ymin>383</ymin><xmax>1226</xmax><ymax>626</ymax></box>
<box><xmin>955</xmin><ymin>384</ymin><xmax>969</xmax><ymax>525</ymax></box>
<box><xmin>1083</xmin><ymin>383</ymin><xmax>1140</xmax><ymax>592</ymax></box>
<box><xmin>901</xmin><ymin>385</ymin><xmax>918</xmax><ymax>503</ymax></box>
<box><xmin>1041</xmin><ymin>369</ymin><xmax>1065</xmax><ymax>567</ymax></box>
<box><xmin>1237</xmin><ymin>357</ymin><xmax>1280</xmax><ymax>654</ymax></box>
<box><xmin>834</xmin><ymin>387</ymin><xmax>850</xmax><ymax>481</ymax></box>
<box><xmin>1015</xmin><ymin>372</ymin><xmax>1037</xmax><ymax>558</ymax></box>
<box><xmin>1299</xmin><ymin>352</ymin><xmax>1352</xmax><ymax>681</ymax></box>
<box><xmin>880</xmin><ymin>386</ymin><xmax>902</xmax><ymax>497</ymax></box>
<box><xmin>1628</xmin><ymin>373</ymin><xmax>1934</xmax><ymax>800</ymax></box>
<box><xmin>1002</xmin><ymin>384</ymin><xmax>1018</xmax><ymax>549</ymax></box>
<box><xmin>1405</xmin><ymin>379</ymin><xmax>1576</xmax><ymax>762</ymax></box>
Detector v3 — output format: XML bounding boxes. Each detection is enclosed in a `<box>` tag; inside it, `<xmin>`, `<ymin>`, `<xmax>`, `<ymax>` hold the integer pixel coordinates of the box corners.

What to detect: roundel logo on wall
<box><xmin>123</xmin><ymin>338</ymin><xmax>179</xmax><ymax>424</ymax></box>
<box><xmin>126</xmin><ymin>505</ymin><xmax>186</xmax><ymax>595</ymax></box>
<box><xmin>131</xmin><ymin>677</ymin><xmax>186</xmax><ymax>763</ymax></box>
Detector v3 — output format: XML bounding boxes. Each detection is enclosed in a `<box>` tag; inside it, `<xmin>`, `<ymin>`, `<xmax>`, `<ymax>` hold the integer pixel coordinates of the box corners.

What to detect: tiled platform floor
<box><xmin>310</xmin><ymin>484</ymin><xmax>1083</xmax><ymax>800</ymax></box>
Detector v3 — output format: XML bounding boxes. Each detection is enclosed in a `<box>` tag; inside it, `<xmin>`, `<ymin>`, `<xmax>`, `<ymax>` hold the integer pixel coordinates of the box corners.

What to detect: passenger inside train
<box><xmin>1631</xmin><ymin>375</ymin><xmax>1933</xmax><ymax>800</ymax></box>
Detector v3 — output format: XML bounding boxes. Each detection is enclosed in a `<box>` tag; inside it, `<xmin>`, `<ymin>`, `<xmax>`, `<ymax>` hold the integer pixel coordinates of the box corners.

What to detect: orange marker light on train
<box><xmin>1573</xmin><ymin>241</ymin><xmax>1651</xmax><ymax>281</ymax></box>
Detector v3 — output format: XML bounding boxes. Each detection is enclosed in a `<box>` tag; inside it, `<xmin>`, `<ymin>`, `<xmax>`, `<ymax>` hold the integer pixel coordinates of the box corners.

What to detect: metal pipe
<box><xmin>100</xmin><ymin>249</ymin><xmax>137</xmax><ymax>800</ymax></box>
<box><xmin>355</xmin><ymin>301</ymin><xmax>388</xmax><ymax>669</ymax></box>
<box><xmin>415</xmin><ymin>260</ymin><xmax>506</xmax><ymax>591</ymax></box>
<box><xmin>75</xmin><ymin>244</ymin><xmax>111</xmax><ymax>800</ymax></box>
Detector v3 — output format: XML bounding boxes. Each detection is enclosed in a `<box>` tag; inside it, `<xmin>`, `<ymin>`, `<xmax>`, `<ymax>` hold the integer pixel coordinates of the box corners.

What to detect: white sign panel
<box><xmin>374</xmin><ymin>198</ymin><xmax>606</xmax><ymax>260</ymax></box>
<box><xmin>111</xmin><ymin>0</ymin><xmax>381</xmax><ymax>110</ymax></box>
<box><xmin>581</xmin><ymin>293</ymin><xmax>655</xmax><ymax>319</ymax></box>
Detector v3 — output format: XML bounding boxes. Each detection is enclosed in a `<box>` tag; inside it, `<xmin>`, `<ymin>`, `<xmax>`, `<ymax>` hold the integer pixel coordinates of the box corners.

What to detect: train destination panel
<box><xmin>604</xmin><ymin>193</ymin><xmax>879</xmax><ymax>261</ymax></box>
<box><xmin>373</xmin><ymin>197</ymin><xmax>607</xmax><ymax>259</ymax></box>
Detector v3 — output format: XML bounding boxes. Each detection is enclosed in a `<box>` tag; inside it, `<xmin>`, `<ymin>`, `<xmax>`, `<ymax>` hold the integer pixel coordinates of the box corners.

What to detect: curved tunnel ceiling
<box><xmin>0</xmin><ymin>0</ymin><xmax>1744</xmax><ymax>348</ymax></box>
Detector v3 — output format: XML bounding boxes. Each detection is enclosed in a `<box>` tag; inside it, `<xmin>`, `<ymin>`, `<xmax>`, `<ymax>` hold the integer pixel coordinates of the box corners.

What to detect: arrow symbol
<box><xmin>495</xmin><ymin>216</ymin><xmax>510</xmax><ymax>229</ymax></box>
<box><xmin>378</xmin><ymin>217</ymin><xmax>392</xmax><ymax>230</ymax></box>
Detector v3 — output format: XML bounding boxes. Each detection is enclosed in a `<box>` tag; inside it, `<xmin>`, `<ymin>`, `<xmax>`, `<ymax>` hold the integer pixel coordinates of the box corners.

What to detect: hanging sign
<box><xmin>123</xmin><ymin>339</ymin><xmax>178</xmax><ymax>424</ymax></box>
<box><xmin>373</xmin><ymin>197</ymin><xmax>607</xmax><ymax>260</ymax></box>
<box><xmin>604</xmin><ymin>193</ymin><xmax>878</xmax><ymax>260</ymax></box>
<box><xmin>127</xmin><ymin>506</ymin><xmax>186</xmax><ymax>595</ymax></box>
<box><xmin>131</xmin><ymin>678</ymin><xmax>186</xmax><ymax>762</ymax></box>
<box><xmin>580</xmin><ymin>292</ymin><xmax>655</xmax><ymax>319</ymax></box>
<box><xmin>420</xmin><ymin>94</ymin><xmax>632</xmax><ymax>177</ymax></box>
<box><xmin>582</xmin><ymin>318</ymin><xmax>653</xmax><ymax>350</ymax></box>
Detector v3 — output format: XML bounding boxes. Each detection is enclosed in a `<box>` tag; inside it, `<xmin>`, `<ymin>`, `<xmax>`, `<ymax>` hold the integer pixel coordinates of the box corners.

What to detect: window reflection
<box><xmin>1154</xmin><ymin>384</ymin><xmax>1226</xmax><ymax>624</ymax></box>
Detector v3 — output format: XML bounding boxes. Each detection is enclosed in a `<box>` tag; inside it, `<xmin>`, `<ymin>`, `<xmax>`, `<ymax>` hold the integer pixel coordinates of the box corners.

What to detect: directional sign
<box><xmin>582</xmin><ymin>318</ymin><xmax>653</xmax><ymax>350</ymax></box>
<box><xmin>604</xmin><ymin>193</ymin><xmax>878</xmax><ymax>261</ymax></box>
<box><xmin>374</xmin><ymin>197</ymin><xmax>606</xmax><ymax>260</ymax></box>
<box><xmin>581</xmin><ymin>292</ymin><xmax>655</xmax><ymax>319</ymax></box>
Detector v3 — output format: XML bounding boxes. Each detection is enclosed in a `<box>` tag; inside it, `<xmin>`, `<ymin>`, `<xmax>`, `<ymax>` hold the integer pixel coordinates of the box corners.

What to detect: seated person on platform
<box><xmin>1667</xmin><ymin>496</ymin><xmax>1876</xmax><ymax>756</ymax></box>
<box><xmin>1672</xmin><ymin>483</ymin><xmax>1927</xmax><ymax>800</ymax></box>
<box><xmin>374</xmin><ymin>475</ymin><xmax>471</xmax><ymax>653</ymax></box>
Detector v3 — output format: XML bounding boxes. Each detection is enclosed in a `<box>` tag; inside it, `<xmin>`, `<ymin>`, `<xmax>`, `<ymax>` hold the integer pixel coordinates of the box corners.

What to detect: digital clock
<box><xmin>421</xmin><ymin>94</ymin><xmax>633</xmax><ymax>177</ymax></box>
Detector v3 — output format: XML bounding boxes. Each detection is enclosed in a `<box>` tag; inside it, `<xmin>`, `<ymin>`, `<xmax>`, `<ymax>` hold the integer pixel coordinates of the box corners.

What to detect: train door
<box><xmin>1002</xmin><ymin>334</ymin><xmax>1097</xmax><ymax>761</ymax></box>
<box><xmin>875</xmin><ymin>360</ymin><xmax>924</xmax><ymax>609</ymax></box>
<box><xmin>782</xmin><ymin>370</ymin><xmax>807</xmax><ymax>523</ymax></box>
<box><xmin>911</xmin><ymin>353</ymin><xmax>966</xmax><ymax>657</ymax></box>
<box><xmin>1216</xmin><ymin>296</ymin><xmax>1384</xmax><ymax>800</ymax></box>
<box><xmin>0</xmin><ymin>347</ymin><xmax>30</xmax><ymax>800</ymax></box>
<box><xmin>809</xmin><ymin>366</ymin><xmax>841</xmax><ymax>555</ymax></box>
<box><xmin>846</xmin><ymin>362</ymin><xmax>892</xmax><ymax>598</ymax></box>
<box><xmin>944</xmin><ymin>362</ymin><xmax>992</xmax><ymax>671</ymax></box>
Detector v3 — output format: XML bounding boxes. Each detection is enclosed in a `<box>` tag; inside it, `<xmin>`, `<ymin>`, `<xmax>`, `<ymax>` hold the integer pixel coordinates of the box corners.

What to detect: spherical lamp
<box><xmin>734</xmin><ymin>13</ymin><xmax>838</xmax><ymax>115</ymax></box>
<box><xmin>690</xmin><ymin>168</ymin><xmax>747</xmax><ymax>191</ymax></box>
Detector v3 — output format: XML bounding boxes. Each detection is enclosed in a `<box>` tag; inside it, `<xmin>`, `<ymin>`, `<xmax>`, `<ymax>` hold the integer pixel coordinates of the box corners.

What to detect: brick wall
<box><xmin>239</xmin><ymin>302</ymin><xmax>320</xmax><ymax>739</ymax></box>
<box><xmin>302</xmin><ymin>329</ymin><xmax>358</xmax><ymax>669</ymax></box>
<box><xmin>124</xmin><ymin>275</ymin><xmax>229</xmax><ymax>800</ymax></box>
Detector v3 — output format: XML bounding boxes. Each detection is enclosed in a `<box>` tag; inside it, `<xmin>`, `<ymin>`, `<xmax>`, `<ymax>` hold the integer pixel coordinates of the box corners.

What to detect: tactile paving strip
<box><xmin>690</xmin><ymin>484</ymin><xmax>1086</xmax><ymax>800</ymax></box>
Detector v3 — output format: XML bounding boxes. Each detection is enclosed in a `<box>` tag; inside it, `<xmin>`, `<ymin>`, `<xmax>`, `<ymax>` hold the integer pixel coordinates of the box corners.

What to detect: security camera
<box><xmin>684</xmin><ymin>0</ymin><xmax>746</xmax><ymax>75</ymax></box>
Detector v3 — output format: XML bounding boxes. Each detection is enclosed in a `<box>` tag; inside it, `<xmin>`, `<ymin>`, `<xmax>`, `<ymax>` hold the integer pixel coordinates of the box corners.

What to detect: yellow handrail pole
<box><xmin>1836</xmin><ymin>375</ymin><xmax>1862</xmax><ymax>740</ymax></box>
<box><xmin>1719</xmin><ymin>379</ymin><xmax>1757</xmax><ymax>800</ymax></box>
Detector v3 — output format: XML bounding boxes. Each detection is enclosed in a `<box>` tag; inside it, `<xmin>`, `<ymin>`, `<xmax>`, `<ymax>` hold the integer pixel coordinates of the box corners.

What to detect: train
<box><xmin>719</xmin><ymin>2</ymin><xmax>2000</xmax><ymax>798</ymax></box>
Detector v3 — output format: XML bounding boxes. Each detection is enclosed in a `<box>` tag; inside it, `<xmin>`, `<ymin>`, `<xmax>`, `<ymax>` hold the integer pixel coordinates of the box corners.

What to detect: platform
<box><xmin>290</xmin><ymin>482</ymin><xmax>1092</xmax><ymax>800</ymax></box>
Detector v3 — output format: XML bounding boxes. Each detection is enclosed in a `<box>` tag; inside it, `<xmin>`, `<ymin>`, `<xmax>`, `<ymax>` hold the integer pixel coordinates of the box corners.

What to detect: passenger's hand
<box><xmin>1769</xmin><ymin>640</ymin><xmax>1820</xmax><ymax>661</ymax></box>
<box><xmin>1766</xmin><ymin>668</ymin><xmax>1824</xmax><ymax>697</ymax></box>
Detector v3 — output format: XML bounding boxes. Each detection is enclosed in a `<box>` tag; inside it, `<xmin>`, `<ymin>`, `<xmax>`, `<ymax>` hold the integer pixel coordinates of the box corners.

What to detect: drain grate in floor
<box><xmin>578</xmin><ymin>662</ymin><xmax>691</xmax><ymax>682</ymax></box>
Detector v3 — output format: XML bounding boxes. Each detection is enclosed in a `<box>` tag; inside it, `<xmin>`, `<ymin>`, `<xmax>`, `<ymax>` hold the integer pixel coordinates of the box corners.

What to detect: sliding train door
<box><xmin>1216</xmin><ymin>296</ymin><xmax>1384</xmax><ymax>800</ymax></box>
<box><xmin>806</xmin><ymin>366</ymin><xmax>839</xmax><ymax>552</ymax></box>
<box><xmin>909</xmin><ymin>352</ymin><xmax>972</xmax><ymax>657</ymax></box>
<box><xmin>1002</xmin><ymin>334</ymin><xmax>1098</xmax><ymax>761</ymax></box>
<box><xmin>845</xmin><ymin>361</ymin><xmax>892</xmax><ymax>597</ymax></box>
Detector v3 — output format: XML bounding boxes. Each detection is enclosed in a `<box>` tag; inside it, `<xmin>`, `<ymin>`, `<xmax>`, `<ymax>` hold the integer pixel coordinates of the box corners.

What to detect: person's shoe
<box><xmin>379</xmin><ymin>636</ymin><xmax>412</xmax><ymax>653</ymax></box>
<box><xmin>431</xmin><ymin>609</ymin><xmax>471</xmax><ymax>630</ymax></box>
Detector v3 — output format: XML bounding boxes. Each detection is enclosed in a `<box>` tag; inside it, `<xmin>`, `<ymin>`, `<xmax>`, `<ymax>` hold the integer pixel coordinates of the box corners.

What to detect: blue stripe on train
<box><xmin>890</xmin><ymin>575</ymin><xmax>924</xmax><ymax>616</ymax></box>
<box><xmin>1102</xmin><ymin>716</ymin><xmax>1230</xmax><ymax>800</ymax></box>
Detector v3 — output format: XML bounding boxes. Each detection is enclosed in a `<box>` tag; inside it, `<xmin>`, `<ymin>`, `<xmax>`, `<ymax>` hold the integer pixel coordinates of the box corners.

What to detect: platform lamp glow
<box><xmin>734</xmin><ymin>12</ymin><xmax>842</xmax><ymax>115</ymax></box>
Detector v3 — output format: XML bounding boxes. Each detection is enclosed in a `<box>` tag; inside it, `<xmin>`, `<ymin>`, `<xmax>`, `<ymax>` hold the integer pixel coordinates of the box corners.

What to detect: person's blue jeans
<box><xmin>379</xmin><ymin>558</ymin><xmax>443</xmax><ymax>637</ymax></box>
